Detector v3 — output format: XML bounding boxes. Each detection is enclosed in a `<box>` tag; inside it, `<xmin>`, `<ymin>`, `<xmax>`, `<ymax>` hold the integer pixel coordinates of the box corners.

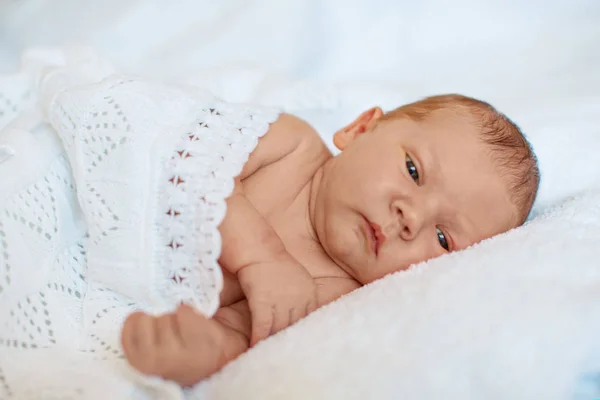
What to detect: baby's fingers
<box><xmin>306</xmin><ymin>297</ymin><xmax>318</xmax><ymax>315</ymax></box>
<box><xmin>289</xmin><ymin>298</ymin><xmax>318</xmax><ymax>325</ymax></box>
<box><xmin>289</xmin><ymin>306</ymin><xmax>305</xmax><ymax>326</ymax></box>
<box><xmin>271</xmin><ymin>305</ymin><xmax>294</xmax><ymax>336</ymax></box>
<box><xmin>250</xmin><ymin>305</ymin><xmax>274</xmax><ymax>347</ymax></box>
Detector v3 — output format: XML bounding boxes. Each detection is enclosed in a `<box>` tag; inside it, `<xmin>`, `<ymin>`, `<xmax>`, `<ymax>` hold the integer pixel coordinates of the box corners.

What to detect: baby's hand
<box><xmin>121</xmin><ymin>305</ymin><xmax>224</xmax><ymax>386</ymax></box>
<box><xmin>238</xmin><ymin>256</ymin><xmax>318</xmax><ymax>346</ymax></box>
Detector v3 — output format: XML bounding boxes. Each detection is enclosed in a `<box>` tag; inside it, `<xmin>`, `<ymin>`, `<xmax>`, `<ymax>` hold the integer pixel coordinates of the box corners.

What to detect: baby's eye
<box><xmin>405</xmin><ymin>155</ymin><xmax>419</xmax><ymax>182</ymax></box>
<box><xmin>436</xmin><ymin>228</ymin><xmax>449</xmax><ymax>251</ymax></box>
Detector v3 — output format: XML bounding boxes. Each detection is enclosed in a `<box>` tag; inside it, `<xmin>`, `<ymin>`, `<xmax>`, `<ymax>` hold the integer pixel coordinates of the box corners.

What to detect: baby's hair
<box><xmin>382</xmin><ymin>94</ymin><xmax>540</xmax><ymax>225</ymax></box>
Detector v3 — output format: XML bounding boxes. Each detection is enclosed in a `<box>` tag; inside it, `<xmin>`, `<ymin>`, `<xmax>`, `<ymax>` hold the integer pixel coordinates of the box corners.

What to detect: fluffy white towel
<box><xmin>194</xmin><ymin>192</ymin><xmax>600</xmax><ymax>400</ymax></box>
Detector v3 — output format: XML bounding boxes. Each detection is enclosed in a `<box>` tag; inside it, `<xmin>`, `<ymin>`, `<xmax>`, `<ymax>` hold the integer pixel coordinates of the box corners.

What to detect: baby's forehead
<box><xmin>412</xmin><ymin>114</ymin><xmax>509</xmax><ymax>189</ymax></box>
<box><xmin>403</xmin><ymin>111</ymin><xmax>485</xmax><ymax>149</ymax></box>
<box><xmin>382</xmin><ymin>107</ymin><xmax>500</xmax><ymax>162</ymax></box>
<box><xmin>420</xmin><ymin>107</ymin><xmax>484</xmax><ymax>130</ymax></box>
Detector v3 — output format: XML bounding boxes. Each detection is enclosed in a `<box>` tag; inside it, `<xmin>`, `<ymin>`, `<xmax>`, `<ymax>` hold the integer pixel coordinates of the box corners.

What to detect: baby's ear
<box><xmin>333</xmin><ymin>107</ymin><xmax>384</xmax><ymax>150</ymax></box>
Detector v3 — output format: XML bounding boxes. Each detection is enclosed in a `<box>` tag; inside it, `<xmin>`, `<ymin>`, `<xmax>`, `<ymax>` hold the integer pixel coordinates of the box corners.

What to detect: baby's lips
<box><xmin>370</xmin><ymin>222</ymin><xmax>386</xmax><ymax>253</ymax></box>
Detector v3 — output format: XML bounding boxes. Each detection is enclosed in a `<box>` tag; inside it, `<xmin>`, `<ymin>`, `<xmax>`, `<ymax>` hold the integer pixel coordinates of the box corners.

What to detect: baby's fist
<box><xmin>121</xmin><ymin>305</ymin><xmax>223</xmax><ymax>386</ymax></box>
<box><xmin>238</xmin><ymin>258</ymin><xmax>318</xmax><ymax>346</ymax></box>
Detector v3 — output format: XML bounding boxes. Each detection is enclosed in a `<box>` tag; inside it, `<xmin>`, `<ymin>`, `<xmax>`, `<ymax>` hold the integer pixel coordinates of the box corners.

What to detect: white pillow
<box><xmin>196</xmin><ymin>192</ymin><xmax>600</xmax><ymax>400</ymax></box>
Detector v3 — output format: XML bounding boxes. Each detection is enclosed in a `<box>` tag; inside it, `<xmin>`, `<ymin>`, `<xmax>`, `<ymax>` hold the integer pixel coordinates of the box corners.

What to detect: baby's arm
<box><xmin>218</xmin><ymin>114</ymin><xmax>324</xmax><ymax>345</ymax></box>
<box><xmin>218</xmin><ymin>178</ymin><xmax>317</xmax><ymax>345</ymax></box>
<box><xmin>122</xmin><ymin>278</ymin><xmax>359</xmax><ymax>386</ymax></box>
<box><xmin>122</xmin><ymin>114</ymin><xmax>329</xmax><ymax>384</ymax></box>
<box><xmin>122</xmin><ymin>303</ymin><xmax>250</xmax><ymax>387</ymax></box>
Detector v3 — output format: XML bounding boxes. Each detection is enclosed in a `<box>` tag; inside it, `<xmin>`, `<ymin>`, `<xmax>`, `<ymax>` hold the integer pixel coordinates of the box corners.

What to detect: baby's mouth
<box><xmin>362</xmin><ymin>216</ymin><xmax>385</xmax><ymax>256</ymax></box>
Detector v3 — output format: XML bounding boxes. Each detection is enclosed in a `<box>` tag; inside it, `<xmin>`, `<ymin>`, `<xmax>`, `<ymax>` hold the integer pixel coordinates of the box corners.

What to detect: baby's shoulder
<box><xmin>263</xmin><ymin>113</ymin><xmax>325</xmax><ymax>153</ymax></box>
<box><xmin>242</xmin><ymin>113</ymin><xmax>330</xmax><ymax>180</ymax></box>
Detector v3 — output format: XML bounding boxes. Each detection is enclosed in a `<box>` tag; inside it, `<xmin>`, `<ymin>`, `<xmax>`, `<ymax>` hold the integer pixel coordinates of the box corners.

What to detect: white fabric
<box><xmin>195</xmin><ymin>191</ymin><xmax>600</xmax><ymax>400</ymax></box>
<box><xmin>0</xmin><ymin>49</ymin><xmax>278</xmax><ymax>399</ymax></box>
<box><xmin>0</xmin><ymin>1</ymin><xmax>600</xmax><ymax>399</ymax></box>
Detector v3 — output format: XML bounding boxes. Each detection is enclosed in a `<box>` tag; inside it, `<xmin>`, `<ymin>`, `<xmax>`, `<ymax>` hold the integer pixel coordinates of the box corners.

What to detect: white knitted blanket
<box><xmin>0</xmin><ymin>48</ymin><xmax>278</xmax><ymax>399</ymax></box>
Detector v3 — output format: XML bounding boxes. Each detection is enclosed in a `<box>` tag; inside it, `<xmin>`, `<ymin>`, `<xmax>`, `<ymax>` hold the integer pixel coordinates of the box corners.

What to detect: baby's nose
<box><xmin>389</xmin><ymin>203</ymin><xmax>423</xmax><ymax>240</ymax></box>
<box><xmin>383</xmin><ymin>221</ymin><xmax>414</xmax><ymax>240</ymax></box>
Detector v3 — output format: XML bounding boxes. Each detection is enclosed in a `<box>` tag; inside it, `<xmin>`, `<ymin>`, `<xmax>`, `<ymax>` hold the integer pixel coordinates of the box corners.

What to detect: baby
<box><xmin>121</xmin><ymin>94</ymin><xmax>540</xmax><ymax>386</ymax></box>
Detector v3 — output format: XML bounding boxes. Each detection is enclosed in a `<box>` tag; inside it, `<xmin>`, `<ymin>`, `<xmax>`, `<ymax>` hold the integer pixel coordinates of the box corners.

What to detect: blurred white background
<box><xmin>1</xmin><ymin>0</ymin><xmax>599</xmax><ymax>212</ymax></box>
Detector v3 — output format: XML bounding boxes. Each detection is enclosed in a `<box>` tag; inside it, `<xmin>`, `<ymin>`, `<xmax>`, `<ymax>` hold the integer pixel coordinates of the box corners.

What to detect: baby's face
<box><xmin>313</xmin><ymin>109</ymin><xmax>516</xmax><ymax>284</ymax></box>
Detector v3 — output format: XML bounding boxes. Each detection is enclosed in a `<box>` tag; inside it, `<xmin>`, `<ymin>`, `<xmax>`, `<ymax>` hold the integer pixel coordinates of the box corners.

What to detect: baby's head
<box><xmin>313</xmin><ymin>94</ymin><xmax>539</xmax><ymax>284</ymax></box>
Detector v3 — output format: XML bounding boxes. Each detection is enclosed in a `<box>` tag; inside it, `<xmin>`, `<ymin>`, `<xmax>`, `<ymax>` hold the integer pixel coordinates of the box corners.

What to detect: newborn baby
<box><xmin>121</xmin><ymin>94</ymin><xmax>540</xmax><ymax>386</ymax></box>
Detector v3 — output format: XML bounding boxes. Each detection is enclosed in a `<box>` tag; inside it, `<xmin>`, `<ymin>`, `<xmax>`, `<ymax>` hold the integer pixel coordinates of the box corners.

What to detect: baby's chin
<box><xmin>319</xmin><ymin>229</ymin><xmax>364</xmax><ymax>275</ymax></box>
<box><xmin>324</xmin><ymin>244</ymin><xmax>384</xmax><ymax>285</ymax></box>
